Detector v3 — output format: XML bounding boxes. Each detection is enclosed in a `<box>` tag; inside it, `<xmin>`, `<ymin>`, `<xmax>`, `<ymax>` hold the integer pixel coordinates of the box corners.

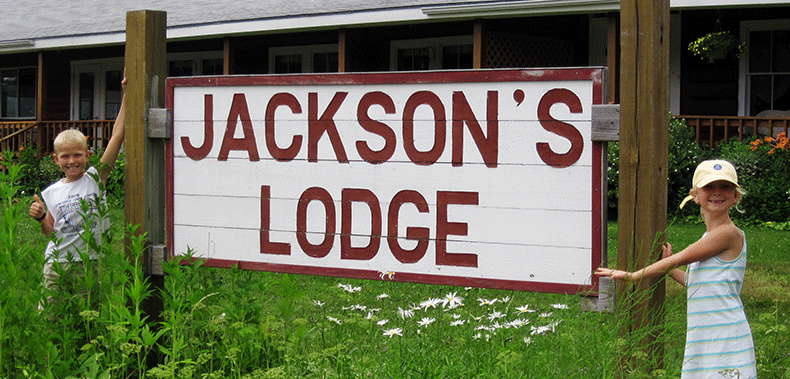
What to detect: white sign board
<box><xmin>166</xmin><ymin>69</ymin><xmax>605</xmax><ymax>294</ymax></box>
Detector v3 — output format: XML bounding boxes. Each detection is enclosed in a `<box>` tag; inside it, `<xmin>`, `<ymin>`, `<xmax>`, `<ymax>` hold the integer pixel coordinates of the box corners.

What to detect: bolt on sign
<box><xmin>166</xmin><ymin>68</ymin><xmax>606</xmax><ymax>294</ymax></box>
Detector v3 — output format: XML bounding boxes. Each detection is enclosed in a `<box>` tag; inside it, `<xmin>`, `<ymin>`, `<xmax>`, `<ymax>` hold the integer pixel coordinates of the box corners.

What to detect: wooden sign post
<box><xmin>124</xmin><ymin>10</ymin><xmax>167</xmax><ymax>319</ymax></box>
<box><xmin>618</xmin><ymin>0</ymin><xmax>670</xmax><ymax>374</ymax></box>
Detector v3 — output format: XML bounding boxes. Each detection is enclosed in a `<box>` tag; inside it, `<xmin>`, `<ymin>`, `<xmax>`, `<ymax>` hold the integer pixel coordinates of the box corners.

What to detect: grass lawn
<box><xmin>6</xmin><ymin>203</ymin><xmax>790</xmax><ymax>378</ymax></box>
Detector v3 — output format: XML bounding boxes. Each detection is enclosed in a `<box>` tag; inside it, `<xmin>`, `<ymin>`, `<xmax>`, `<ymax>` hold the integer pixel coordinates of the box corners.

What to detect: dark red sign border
<box><xmin>165</xmin><ymin>68</ymin><xmax>605</xmax><ymax>295</ymax></box>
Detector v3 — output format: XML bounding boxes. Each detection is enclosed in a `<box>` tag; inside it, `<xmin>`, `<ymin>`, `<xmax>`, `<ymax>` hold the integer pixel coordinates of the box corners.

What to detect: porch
<box><xmin>2</xmin><ymin>115</ymin><xmax>789</xmax><ymax>157</ymax></box>
<box><xmin>0</xmin><ymin>120</ymin><xmax>113</xmax><ymax>155</ymax></box>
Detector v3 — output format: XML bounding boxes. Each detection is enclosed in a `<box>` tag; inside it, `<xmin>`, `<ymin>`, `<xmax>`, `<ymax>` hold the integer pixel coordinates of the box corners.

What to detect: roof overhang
<box><xmin>1</xmin><ymin>0</ymin><xmax>788</xmax><ymax>55</ymax></box>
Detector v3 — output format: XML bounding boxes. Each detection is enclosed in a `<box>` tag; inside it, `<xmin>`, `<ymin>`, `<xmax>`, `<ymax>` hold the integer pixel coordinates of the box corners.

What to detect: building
<box><xmin>1</xmin><ymin>0</ymin><xmax>789</xmax><ymax>152</ymax></box>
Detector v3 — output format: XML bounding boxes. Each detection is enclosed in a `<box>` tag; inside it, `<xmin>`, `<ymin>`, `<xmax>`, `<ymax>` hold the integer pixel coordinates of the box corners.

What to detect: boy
<box><xmin>29</xmin><ymin>72</ymin><xmax>126</xmax><ymax>283</ymax></box>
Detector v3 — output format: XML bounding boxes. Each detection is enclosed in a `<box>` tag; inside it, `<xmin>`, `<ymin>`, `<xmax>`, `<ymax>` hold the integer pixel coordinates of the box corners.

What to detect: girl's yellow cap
<box><xmin>679</xmin><ymin>160</ymin><xmax>740</xmax><ymax>209</ymax></box>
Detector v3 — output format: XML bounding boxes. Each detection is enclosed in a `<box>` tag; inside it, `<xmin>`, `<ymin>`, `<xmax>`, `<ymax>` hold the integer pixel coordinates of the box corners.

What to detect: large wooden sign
<box><xmin>166</xmin><ymin>69</ymin><xmax>605</xmax><ymax>294</ymax></box>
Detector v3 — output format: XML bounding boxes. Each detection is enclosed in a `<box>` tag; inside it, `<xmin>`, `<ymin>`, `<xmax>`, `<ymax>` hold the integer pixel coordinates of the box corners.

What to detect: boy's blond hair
<box><xmin>53</xmin><ymin>129</ymin><xmax>89</xmax><ymax>154</ymax></box>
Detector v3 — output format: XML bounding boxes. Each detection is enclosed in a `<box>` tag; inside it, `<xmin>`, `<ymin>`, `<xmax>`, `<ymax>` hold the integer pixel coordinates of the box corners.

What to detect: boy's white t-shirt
<box><xmin>41</xmin><ymin>166</ymin><xmax>109</xmax><ymax>263</ymax></box>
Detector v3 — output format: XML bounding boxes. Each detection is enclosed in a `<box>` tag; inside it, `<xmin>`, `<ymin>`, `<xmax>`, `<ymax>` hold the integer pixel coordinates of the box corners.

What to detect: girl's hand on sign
<box><xmin>594</xmin><ymin>267</ymin><xmax>632</xmax><ymax>281</ymax></box>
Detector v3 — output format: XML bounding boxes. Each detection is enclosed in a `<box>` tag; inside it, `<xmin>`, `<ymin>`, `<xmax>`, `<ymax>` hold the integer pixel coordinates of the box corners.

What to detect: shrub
<box><xmin>607</xmin><ymin>115</ymin><xmax>708</xmax><ymax>221</ymax></box>
<box><xmin>607</xmin><ymin>119</ymin><xmax>790</xmax><ymax>223</ymax></box>
<box><xmin>714</xmin><ymin>135</ymin><xmax>790</xmax><ymax>223</ymax></box>
<box><xmin>15</xmin><ymin>145</ymin><xmax>61</xmax><ymax>195</ymax></box>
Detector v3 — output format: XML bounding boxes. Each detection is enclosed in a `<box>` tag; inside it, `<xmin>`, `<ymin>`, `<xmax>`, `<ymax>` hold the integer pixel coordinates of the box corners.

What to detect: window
<box><xmin>268</xmin><ymin>44</ymin><xmax>339</xmax><ymax>74</ymax></box>
<box><xmin>167</xmin><ymin>52</ymin><xmax>224</xmax><ymax>77</ymax></box>
<box><xmin>1</xmin><ymin>67</ymin><xmax>36</xmax><ymax>119</ymax></box>
<box><xmin>72</xmin><ymin>59</ymin><xmax>123</xmax><ymax>120</ymax></box>
<box><xmin>169</xmin><ymin>60</ymin><xmax>195</xmax><ymax>77</ymax></box>
<box><xmin>443</xmin><ymin>44</ymin><xmax>474</xmax><ymax>70</ymax></box>
<box><xmin>202</xmin><ymin>59</ymin><xmax>223</xmax><ymax>75</ymax></box>
<box><xmin>390</xmin><ymin>36</ymin><xmax>474</xmax><ymax>71</ymax></box>
<box><xmin>740</xmin><ymin>20</ymin><xmax>790</xmax><ymax>116</ymax></box>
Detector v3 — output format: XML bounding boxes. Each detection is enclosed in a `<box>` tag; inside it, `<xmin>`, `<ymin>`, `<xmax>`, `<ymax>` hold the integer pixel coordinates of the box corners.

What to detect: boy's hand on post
<box><xmin>30</xmin><ymin>195</ymin><xmax>46</xmax><ymax>221</ymax></box>
<box><xmin>661</xmin><ymin>243</ymin><xmax>673</xmax><ymax>260</ymax></box>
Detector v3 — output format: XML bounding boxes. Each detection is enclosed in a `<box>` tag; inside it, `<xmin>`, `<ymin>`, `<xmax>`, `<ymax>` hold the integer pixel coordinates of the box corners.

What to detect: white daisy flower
<box><xmin>441</xmin><ymin>292</ymin><xmax>464</xmax><ymax>308</ymax></box>
<box><xmin>382</xmin><ymin>328</ymin><xmax>402</xmax><ymax>338</ymax></box>
<box><xmin>377</xmin><ymin>319</ymin><xmax>389</xmax><ymax>326</ymax></box>
<box><xmin>477</xmin><ymin>298</ymin><xmax>498</xmax><ymax>306</ymax></box>
<box><xmin>417</xmin><ymin>317</ymin><xmax>436</xmax><ymax>327</ymax></box>
<box><xmin>419</xmin><ymin>298</ymin><xmax>442</xmax><ymax>310</ymax></box>
<box><xmin>397</xmin><ymin>307</ymin><xmax>414</xmax><ymax>319</ymax></box>
<box><xmin>515</xmin><ymin>305</ymin><xmax>536</xmax><ymax>314</ymax></box>
<box><xmin>327</xmin><ymin>316</ymin><xmax>342</xmax><ymax>325</ymax></box>
<box><xmin>487</xmin><ymin>311</ymin><xmax>506</xmax><ymax>322</ymax></box>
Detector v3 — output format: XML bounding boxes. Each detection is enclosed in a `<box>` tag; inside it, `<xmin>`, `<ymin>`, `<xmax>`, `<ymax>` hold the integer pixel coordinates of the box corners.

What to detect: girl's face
<box><xmin>692</xmin><ymin>180</ymin><xmax>739</xmax><ymax>213</ymax></box>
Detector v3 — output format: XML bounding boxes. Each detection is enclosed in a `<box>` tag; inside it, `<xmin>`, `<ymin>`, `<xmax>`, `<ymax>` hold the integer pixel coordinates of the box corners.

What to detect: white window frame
<box><xmin>739</xmin><ymin>19</ymin><xmax>790</xmax><ymax>116</ymax></box>
<box><xmin>1</xmin><ymin>66</ymin><xmax>37</xmax><ymax>120</ymax></box>
<box><xmin>70</xmin><ymin>58</ymin><xmax>124</xmax><ymax>121</ymax></box>
<box><xmin>167</xmin><ymin>51</ymin><xmax>224</xmax><ymax>77</ymax></box>
<box><xmin>389</xmin><ymin>36</ymin><xmax>473</xmax><ymax>71</ymax></box>
<box><xmin>268</xmin><ymin>44</ymin><xmax>339</xmax><ymax>74</ymax></box>
<box><xmin>71</xmin><ymin>51</ymin><xmax>222</xmax><ymax>120</ymax></box>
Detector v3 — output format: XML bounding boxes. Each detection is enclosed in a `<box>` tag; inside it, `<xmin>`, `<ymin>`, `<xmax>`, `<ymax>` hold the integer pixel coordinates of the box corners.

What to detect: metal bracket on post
<box><xmin>148</xmin><ymin>244</ymin><xmax>167</xmax><ymax>276</ymax></box>
<box><xmin>591</xmin><ymin>104</ymin><xmax>620</xmax><ymax>142</ymax></box>
<box><xmin>146</xmin><ymin>108</ymin><xmax>172</xmax><ymax>139</ymax></box>
<box><xmin>580</xmin><ymin>277</ymin><xmax>615</xmax><ymax>312</ymax></box>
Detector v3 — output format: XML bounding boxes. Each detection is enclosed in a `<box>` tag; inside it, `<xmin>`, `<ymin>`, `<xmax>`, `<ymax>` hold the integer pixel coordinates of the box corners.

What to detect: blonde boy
<box><xmin>29</xmin><ymin>73</ymin><xmax>126</xmax><ymax>276</ymax></box>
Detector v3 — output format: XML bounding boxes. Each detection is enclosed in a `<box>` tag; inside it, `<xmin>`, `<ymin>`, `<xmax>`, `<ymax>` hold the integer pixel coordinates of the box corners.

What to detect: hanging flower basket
<box><xmin>688</xmin><ymin>31</ymin><xmax>744</xmax><ymax>63</ymax></box>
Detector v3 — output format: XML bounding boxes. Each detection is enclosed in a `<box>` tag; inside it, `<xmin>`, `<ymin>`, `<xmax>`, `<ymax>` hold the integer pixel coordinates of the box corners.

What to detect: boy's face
<box><xmin>53</xmin><ymin>143</ymin><xmax>90</xmax><ymax>182</ymax></box>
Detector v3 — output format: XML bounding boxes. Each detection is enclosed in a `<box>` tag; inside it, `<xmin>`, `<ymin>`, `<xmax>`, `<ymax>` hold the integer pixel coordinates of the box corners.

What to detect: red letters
<box><xmin>266</xmin><ymin>92</ymin><xmax>303</xmax><ymax>161</ymax></box>
<box><xmin>260</xmin><ymin>185</ymin><xmax>290</xmax><ymax>255</ymax></box>
<box><xmin>536</xmin><ymin>88</ymin><xmax>584</xmax><ymax>168</ymax></box>
<box><xmin>388</xmin><ymin>190</ymin><xmax>429</xmax><ymax>264</ymax></box>
<box><xmin>182</xmin><ymin>94</ymin><xmax>214</xmax><ymax>160</ymax></box>
<box><xmin>261</xmin><ymin>185</ymin><xmax>478</xmax><ymax>268</ymax></box>
<box><xmin>436</xmin><ymin>191</ymin><xmax>479</xmax><ymax>267</ymax></box>
<box><xmin>452</xmin><ymin>91</ymin><xmax>498</xmax><ymax>168</ymax></box>
<box><xmin>308</xmin><ymin>92</ymin><xmax>349</xmax><ymax>163</ymax></box>
<box><xmin>403</xmin><ymin>91</ymin><xmax>446</xmax><ymax>165</ymax></box>
<box><xmin>296</xmin><ymin>187</ymin><xmax>336</xmax><ymax>258</ymax></box>
<box><xmin>356</xmin><ymin>92</ymin><xmax>397</xmax><ymax>164</ymax></box>
<box><xmin>219</xmin><ymin>93</ymin><xmax>260</xmax><ymax>161</ymax></box>
<box><xmin>341</xmin><ymin>188</ymin><xmax>381</xmax><ymax>260</ymax></box>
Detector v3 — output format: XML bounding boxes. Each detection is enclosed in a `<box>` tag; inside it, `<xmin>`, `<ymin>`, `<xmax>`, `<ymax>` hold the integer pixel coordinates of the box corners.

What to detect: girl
<box><xmin>595</xmin><ymin>159</ymin><xmax>756</xmax><ymax>378</ymax></box>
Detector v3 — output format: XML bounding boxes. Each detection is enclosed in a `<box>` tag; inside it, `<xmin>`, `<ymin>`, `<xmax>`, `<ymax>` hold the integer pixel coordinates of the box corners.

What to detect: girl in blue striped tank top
<box><xmin>596</xmin><ymin>159</ymin><xmax>756</xmax><ymax>378</ymax></box>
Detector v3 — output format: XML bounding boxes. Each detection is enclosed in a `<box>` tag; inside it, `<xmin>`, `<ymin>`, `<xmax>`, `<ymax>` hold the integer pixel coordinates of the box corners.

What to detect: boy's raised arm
<box><xmin>99</xmin><ymin>71</ymin><xmax>127</xmax><ymax>185</ymax></box>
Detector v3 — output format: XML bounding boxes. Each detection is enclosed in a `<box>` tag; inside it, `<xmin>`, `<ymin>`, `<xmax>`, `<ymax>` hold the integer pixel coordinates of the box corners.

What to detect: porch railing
<box><xmin>1</xmin><ymin>120</ymin><xmax>114</xmax><ymax>155</ymax></box>
<box><xmin>678</xmin><ymin>115</ymin><xmax>790</xmax><ymax>147</ymax></box>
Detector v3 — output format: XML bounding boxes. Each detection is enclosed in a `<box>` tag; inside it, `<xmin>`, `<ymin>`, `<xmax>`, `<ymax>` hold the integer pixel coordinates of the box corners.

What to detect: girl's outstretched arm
<box><xmin>595</xmin><ymin>226</ymin><xmax>741</xmax><ymax>283</ymax></box>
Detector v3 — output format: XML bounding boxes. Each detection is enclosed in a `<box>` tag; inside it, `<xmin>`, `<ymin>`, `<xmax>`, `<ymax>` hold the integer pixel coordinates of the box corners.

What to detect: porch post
<box><xmin>618</xmin><ymin>0</ymin><xmax>670</xmax><ymax>375</ymax></box>
<box><xmin>36</xmin><ymin>52</ymin><xmax>45</xmax><ymax>149</ymax></box>
<box><xmin>473</xmin><ymin>20</ymin><xmax>486</xmax><ymax>69</ymax></box>
<box><xmin>223</xmin><ymin>37</ymin><xmax>234</xmax><ymax>75</ymax></box>
<box><xmin>339</xmin><ymin>29</ymin><xmax>349</xmax><ymax>73</ymax></box>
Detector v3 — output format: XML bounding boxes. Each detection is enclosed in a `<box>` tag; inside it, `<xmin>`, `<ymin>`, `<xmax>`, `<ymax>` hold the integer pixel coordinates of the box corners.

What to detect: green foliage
<box><xmin>14</xmin><ymin>145</ymin><xmax>62</xmax><ymax>195</ymax></box>
<box><xmin>608</xmin><ymin>116</ymin><xmax>790</xmax><ymax>223</ymax></box>
<box><xmin>711</xmin><ymin>137</ymin><xmax>790</xmax><ymax>223</ymax></box>
<box><xmin>687</xmin><ymin>31</ymin><xmax>744</xmax><ymax>60</ymax></box>
<box><xmin>607</xmin><ymin>115</ymin><xmax>708</xmax><ymax>221</ymax></box>
<box><xmin>89</xmin><ymin>148</ymin><xmax>126</xmax><ymax>206</ymax></box>
<box><xmin>3</xmin><ymin>148</ymin><xmax>789</xmax><ymax>378</ymax></box>
<box><xmin>2</xmin><ymin>144</ymin><xmax>125</xmax><ymax>206</ymax></box>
